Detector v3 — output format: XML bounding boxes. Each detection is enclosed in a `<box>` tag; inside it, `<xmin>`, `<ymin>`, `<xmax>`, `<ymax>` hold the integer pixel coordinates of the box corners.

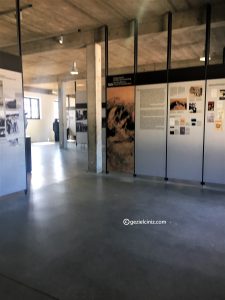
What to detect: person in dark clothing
<box><xmin>53</xmin><ymin>119</ymin><xmax>59</xmax><ymax>142</ymax></box>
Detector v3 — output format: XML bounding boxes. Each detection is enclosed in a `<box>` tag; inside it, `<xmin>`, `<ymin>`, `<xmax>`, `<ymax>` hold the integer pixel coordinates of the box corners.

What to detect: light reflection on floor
<box><xmin>29</xmin><ymin>142</ymin><xmax>88</xmax><ymax>190</ymax></box>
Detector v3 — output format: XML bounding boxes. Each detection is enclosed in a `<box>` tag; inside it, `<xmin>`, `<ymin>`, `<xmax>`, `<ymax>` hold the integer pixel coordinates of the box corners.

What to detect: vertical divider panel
<box><xmin>135</xmin><ymin>84</ymin><xmax>167</xmax><ymax>177</ymax></box>
<box><xmin>204</xmin><ymin>79</ymin><xmax>225</xmax><ymax>184</ymax></box>
<box><xmin>167</xmin><ymin>81</ymin><xmax>205</xmax><ymax>181</ymax></box>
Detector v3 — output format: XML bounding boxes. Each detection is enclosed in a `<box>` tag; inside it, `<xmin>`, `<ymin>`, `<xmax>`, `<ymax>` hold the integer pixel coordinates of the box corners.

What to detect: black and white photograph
<box><xmin>76</xmin><ymin>109</ymin><xmax>87</xmax><ymax>121</ymax></box>
<box><xmin>5</xmin><ymin>99</ymin><xmax>17</xmax><ymax>109</ymax></box>
<box><xmin>189</xmin><ymin>102</ymin><xmax>197</xmax><ymax>113</ymax></box>
<box><xmin>76</xmin><ymin>122</ymin><xmax>87</xmax><ymax>132</ymax></box>
<box><xmin>0</xmin><ymin>127</ymin><xmax>5</xmax><ymax>138</ymax></box>
<box><xmin>6</xmin><ymin>113</ymin><xmax>19</xmax><ymax>135</ymax></box>
<box><xmin>208</xmin><ymin>101</ymin><xmax>215</xmax><ymax>111</ymax></box>
<box><xmin>0</xmin><ymin>115</ymin><xmax>5</xmax><ymax>127</ymax></box>
<box><xmin>189</xmin><ymin>86</ymin><xmax>203</xmax><ymax>97</ymax></box>
<box><xmin>8</xmin><ymin>138</ymin><xmax>19</xmax><ymax>146</ymax></box>
<box><xmin>180</xmin><ymin>126</ymin><xmax>185</xmax><ymax>135</ymax></box>
<box><xmin>219</xmin><ymin>89</ymin><xmax>225</xmax><ymax>100</ymax></box>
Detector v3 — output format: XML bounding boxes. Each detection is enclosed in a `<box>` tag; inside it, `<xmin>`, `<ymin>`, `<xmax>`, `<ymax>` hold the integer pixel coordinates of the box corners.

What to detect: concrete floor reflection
<box><xmin>30</xmin><ymin>142</ymin><xmax>88</xmax><ymax>190</ymax></box>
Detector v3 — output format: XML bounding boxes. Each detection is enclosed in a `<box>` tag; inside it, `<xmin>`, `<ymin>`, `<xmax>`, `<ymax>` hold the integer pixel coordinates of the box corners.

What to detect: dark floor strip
<box><xmin>0</xmin><ymin>272</ymin><xmax>60</xmax><ymax>300</ymax></box>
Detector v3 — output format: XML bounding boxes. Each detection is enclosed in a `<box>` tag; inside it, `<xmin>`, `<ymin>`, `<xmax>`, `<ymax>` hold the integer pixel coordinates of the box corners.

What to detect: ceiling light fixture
<box><xmin>70</xmin><ymin>61</ymin><xmax>78</xmax><ymax>75</ymax></box>
<box><xmin>200</xmin><ymin>53</ymin><xmax>211</xmax><ymax>61</ymax></box>
<box><xmin>58</xmin><ymin>35</ymin><xmax>63</xmax><ymax>45</ymax></box>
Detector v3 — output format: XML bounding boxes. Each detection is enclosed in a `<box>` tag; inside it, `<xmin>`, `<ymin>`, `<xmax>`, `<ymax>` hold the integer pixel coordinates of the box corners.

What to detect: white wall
<box><xmin>25</xmin><ymin>92</ymin><xmax>56</xmax><ymax>142</ymax></box>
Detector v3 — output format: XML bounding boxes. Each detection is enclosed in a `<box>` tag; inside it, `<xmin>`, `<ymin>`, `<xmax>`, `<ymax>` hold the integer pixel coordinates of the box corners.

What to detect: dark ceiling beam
<box><xmin>0</xmin><ymin>4</ymin><xmax>32</xmax><ymax>16</ymax></box>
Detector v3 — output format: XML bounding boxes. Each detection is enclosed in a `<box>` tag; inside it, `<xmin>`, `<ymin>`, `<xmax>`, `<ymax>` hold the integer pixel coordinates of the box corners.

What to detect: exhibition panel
<box><xmin>135</xmin><ymin>84</ymin><xmax>167</xmax><ymax>177</ymax></box>
<box><xmin>107</xmin><ymin>85</ymin><xmax>135</xmax><ymax>174</ymax></box>
<box><xmin>167</xmin><ymin>81</ymin><xmax>205</xmax><ymax>181</ymax></box>
<box><xmin>204</xmin><ymin>79</ymin><xmax>225</xmax><ymax>184</ymax></box>
<box><xmin>0</xmin><ymin>68</ymin><xmax>26</xmax><ymax>196</ymax></box>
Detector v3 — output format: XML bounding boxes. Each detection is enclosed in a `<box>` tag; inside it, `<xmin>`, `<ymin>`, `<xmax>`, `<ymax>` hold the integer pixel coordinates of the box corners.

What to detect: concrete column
<box><xmin>58</xmin><ymin>81</ymin><xmax>67</xmax><ymax>149</ymax></box>
<box><xmin>87</xmin><ymin>43</ymin><xmax>102</xmax><ymax>173</ymax></box>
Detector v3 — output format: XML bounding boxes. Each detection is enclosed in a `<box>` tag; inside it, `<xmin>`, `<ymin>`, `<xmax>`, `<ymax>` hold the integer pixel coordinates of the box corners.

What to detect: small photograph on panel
<box><xmin>0</xmin><ymin>128</ymin><xmax>5</xmax><ymax>138</ymax></box>
<box><xmin>170</xmin><ymin>98</ymin><xmax>187</xmax><ymax>111</ymax></box>
<box><xmin>180</xmin><ymin>127</ymin><xmax>185</xmax><ymax>135</ymax></box>
<box><xmin>76</xmin><ymin>109</ymin><xmax>87</xmax><ymax>121</ymax></box>
<box><xmin>0</xmin><ymin>116</ymin><xmax>5</xmax><ymax>127</ymax></box>
<box><xmin>215</xmin><ymin>120</ymin><xmax>223</xmax><ymax>131</ymax></box>
<box><xmin>216</xmin><ymin>110</ymin><xmax>224</xmax><ymax>120</ymax></box>
<box><xmin>189</xmin><ymin>103</ymin><xmax>197</xmax><ymax>113</ymax></box>
<box><xmin>8</xmin><ymin>138</ymin><xmax>19</xmax><ymax>146</ymax></box>
<box><xmin>5</xmin><ymin>98</ymin><xmax>17</xmax><ymax>109</ymax></box>
<box><xmin>207</xmin><ymin>113</ymin><xmax>214</xmax><ymax>123</ymax></box>
<box><xmin>189</xmin><ymin>86</ymin><xmax>202</xmax><ymax>98</ymax></box>
<box><xmin>208</xmin><ymin>101</ymin><xmax>214</xmax><ymax>111</ymax></box>
<box><xmin>186</xmin><ymin>127</ymin><xmax>190</xmax><ymax>135</ymax></box>
<box><xmin>211</xmin><ymin>88</ymin><xmax>217</xmax><ymax>98</ymax></box>
<box><xmin>180</xmin><ymin>117</ymin><xmax>186</xmax><ymax>126</ymax></box>
<box><xmin>175</xmin><ymin>119</ymin><xmax>179</xmax><ymax>126</ymax></box>
<box><xmin>5</xmin><ymin>113</ymin><xmax>19</xmax><ymax>135</ymax></box>
<box><xmin>76</xmin><ymin>122</ymin><xmax>87</xmax><ymax>132</ymax></box>
<box><xmin>219</xmin><ymin>89</ymin><xmax>225</xmax><ymax>100</ymax></box>
<box><xmin>169</xmin><ymin>117</ymin><xmax>175</xmax><ymax>127</ymax></box>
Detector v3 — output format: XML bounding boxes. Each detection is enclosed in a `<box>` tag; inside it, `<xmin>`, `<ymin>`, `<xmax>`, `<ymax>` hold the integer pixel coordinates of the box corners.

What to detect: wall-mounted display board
<box><xmin>0</xmin><ymin>68</ymin><xmax>26</xmax><ymax>196</ymax></box>
<box><xmin>167</xmin><ymin>81</ymin><xmax>205</xmax><ymax>181</ymax></box>
<box><xmin>76</xmin><ymin>103</ymin><xmax>87</xmax><ymax>144</ymax></box>
<box><xmin>204</xmin><ymin>79</ymin><xmax>225</xmax><ymax>184</ymax></box>
<box><xmin>107</xmin><ymin>86</ymin><xmax>135</xmax><ymax>173</ymax></box>
<box><xmin>135</xmin><ymin>84</ymin><xmax>167</xmax><ymax>177</ymax></box>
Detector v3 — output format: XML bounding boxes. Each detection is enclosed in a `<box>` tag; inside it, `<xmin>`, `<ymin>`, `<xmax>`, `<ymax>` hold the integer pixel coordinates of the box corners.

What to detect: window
<box><xmin>24</xmin><ymin>97</ymin><xmax>40</xmax><ymax>119</ymax></box>
<box><xmin>54</xmin><ymin>100</ymin><xmax>59</xmax><ymax>119</ymax></box>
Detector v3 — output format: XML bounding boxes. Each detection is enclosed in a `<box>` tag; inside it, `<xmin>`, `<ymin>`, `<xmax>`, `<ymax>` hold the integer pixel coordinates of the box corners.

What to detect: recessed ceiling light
<box><xmin>70</xmin><ymin>61</ymin><xmax>78</xmax><ymax>75</ymax></box>
<box><xmin>58</xmin><ymin>35</ymin><xmax>63</xmax><ymax>45</ymax></box>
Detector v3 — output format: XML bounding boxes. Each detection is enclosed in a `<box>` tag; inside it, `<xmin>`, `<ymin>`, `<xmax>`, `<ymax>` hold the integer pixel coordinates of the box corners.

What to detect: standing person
<box><xmin>53</xmin><ymin>119</ymin><xmax>59</xmax><ymax>142</ymax></box>
<box><xmin>6</xmin><ymin>117</ymin><xmax>12</xmax><ymax>134</ymax></box>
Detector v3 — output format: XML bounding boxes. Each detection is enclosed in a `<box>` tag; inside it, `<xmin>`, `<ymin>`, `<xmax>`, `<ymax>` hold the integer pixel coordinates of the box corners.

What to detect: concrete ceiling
<box><xmin>0</xmin><ymin>0</ymin><xmax>224</xmax><ymax>91</ymax></box>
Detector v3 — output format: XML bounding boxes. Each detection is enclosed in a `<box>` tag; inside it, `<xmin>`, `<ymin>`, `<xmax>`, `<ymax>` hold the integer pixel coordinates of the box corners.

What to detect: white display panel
<box><xmin>204</xmin><ymin>79</ymin><xmax>225</xmax><ymax>184</ymax></box>
<box><xmin>0</xmin><ymin>69</ymin><xmax>26</xmax><ymax>196</ymax></box>
<box><xmin>167</xmin><ymin>81</ymin><xmax>205</xmax><ymax>181</ymax></box>
<box><xmin>135</xmin><ymin>84</ymin><xmax>167</xmax><ymax>177</ymax></box>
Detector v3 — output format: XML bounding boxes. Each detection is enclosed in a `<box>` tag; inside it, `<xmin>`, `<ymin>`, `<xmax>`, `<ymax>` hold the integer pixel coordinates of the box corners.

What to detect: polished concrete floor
<box><xmin>0</xmin><ymin>143</ymin><xmax>225</xmax><ymax>300</ymax></box>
